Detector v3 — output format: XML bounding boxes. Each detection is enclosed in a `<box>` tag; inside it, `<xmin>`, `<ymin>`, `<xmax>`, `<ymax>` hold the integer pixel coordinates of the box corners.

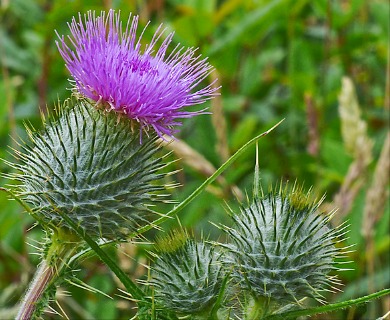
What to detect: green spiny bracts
<box><xmin>221</xmin><ymin>183</ymin><xmax>348</xmax><ymax>312</ymax></box>
<box><xmin>149</xmin><ymin>229</ymin><xmax>225</xmax><ymax>316</ymax></box>
<box><xmin>5</xmin><ymin>99</ymin><xmax>169</xmax><ymax>240</ymax></box>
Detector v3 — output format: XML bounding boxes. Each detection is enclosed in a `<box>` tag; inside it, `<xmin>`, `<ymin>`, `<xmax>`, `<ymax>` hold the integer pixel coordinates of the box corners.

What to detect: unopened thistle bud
<box><xmin>221</xmin><ymin>184</ymin><xmax>348</xmax><ymax>316</ymax></box>
<box><xmin>149</xmin><ymin>229</ymin><xmax>225</xmax><ymax>316</ymax></box>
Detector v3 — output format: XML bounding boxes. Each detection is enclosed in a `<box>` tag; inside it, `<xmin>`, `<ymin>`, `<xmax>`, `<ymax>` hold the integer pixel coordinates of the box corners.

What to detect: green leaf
<box><xmin>264</xmin><ymin>288</ymin><xmax>390</xmax><ymax>319</ymax></box>
<box><xmin>136</xmin><ymin>119</ymin><xmax>284</xmax><ymax>235</ymax></box>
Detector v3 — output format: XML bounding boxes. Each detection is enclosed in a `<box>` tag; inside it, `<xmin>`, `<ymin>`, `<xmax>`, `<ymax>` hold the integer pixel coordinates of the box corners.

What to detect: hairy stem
<box><xmin>16</xmin><ymin>229</ymin><xmax>80</xmax><ymax>320</ymax></box>
<box><xmin>16</xmin><ymin>260</ymin><xmax>55</xmax><ymax>320</ymax></box>
<box><xmin>57</xmin><ymin>211</ymin><xmax>146</xmax><ymax>301</ymax></box>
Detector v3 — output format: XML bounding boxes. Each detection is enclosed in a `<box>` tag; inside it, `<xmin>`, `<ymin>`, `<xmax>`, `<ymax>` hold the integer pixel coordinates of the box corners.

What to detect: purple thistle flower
<box><xmin>56</xmin><ymin>10</ymin><xmax>218</xmax><ymax>137</ymax></box>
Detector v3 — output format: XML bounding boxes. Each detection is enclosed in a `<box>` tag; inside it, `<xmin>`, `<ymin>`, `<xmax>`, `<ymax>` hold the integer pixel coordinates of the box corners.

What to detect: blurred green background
<box><xmin>0</xmin><ymin>0</ymin><xmax>389</xmax><ymax>319</ymax></box>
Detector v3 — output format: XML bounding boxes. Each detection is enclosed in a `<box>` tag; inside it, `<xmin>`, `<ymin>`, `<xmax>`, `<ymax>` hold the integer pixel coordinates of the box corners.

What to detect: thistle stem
<box><xmin>16</xmin><ymin>229</ymin><xmax>80</xmax><ymax>320</ymax></box>
<box><xmin>16</xmin><ymin>260</ymin><xmax>55</xmax><ymax>320</ymax></box>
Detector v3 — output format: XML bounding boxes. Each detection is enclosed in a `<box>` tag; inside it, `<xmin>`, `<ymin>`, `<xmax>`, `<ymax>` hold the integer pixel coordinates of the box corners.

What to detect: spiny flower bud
<box><xmin>221</xmin><ymin>184</ymin><xmax>348</xmax><ymax>312</ymax></box>
<box><xmin>5</xmin><ymin>100</ymin><xmax>169</xmax><ymax>240</ymax></box>
<box><xmin>149</xmin><ymin>229</ymin><xmax>224</xmax><ymax>316</ymax></box>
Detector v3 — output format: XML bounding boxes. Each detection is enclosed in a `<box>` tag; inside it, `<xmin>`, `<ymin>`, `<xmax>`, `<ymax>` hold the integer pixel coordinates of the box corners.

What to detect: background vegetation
<box><xmin>0</xmin><ymin>0</ymin><xmax>389</xmax><ymax>319</ymax></box>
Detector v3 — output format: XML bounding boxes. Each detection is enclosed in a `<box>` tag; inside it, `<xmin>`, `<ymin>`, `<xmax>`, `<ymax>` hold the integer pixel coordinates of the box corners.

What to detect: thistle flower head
<box><xmin>149</xmin><ymin>229</ymin><xmax>225</xmax><ymax>316</ymax></box>
<box><xmin>221</xmin><ymin>183</ymin><xmax>348</xmax><ymax>309</ymax></box>
<box><xmin>5</xmin><ymin>100</ymin><xmax>170</xmax><ymax>240</ymax></box>
<box><xmin>56</xmin><ymin>10</ymin><xmax>218</xmax><ymax>138</ymax></box>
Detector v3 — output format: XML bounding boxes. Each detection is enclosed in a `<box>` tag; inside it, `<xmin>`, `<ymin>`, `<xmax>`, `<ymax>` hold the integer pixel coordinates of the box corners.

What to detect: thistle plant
<box><xmin>3</xmin><ymin>9</ymin><xmax>217</xmax><ymax>319</ymax></box>
<box><xmin>3</xmin><ymin>7</ymin><xmax>389</xmax><ymax>320</ymax></box>
<box><xmin>8</xmin><ymin>89</ymin><xmax>178</xmax><ymax>320</ymax></box>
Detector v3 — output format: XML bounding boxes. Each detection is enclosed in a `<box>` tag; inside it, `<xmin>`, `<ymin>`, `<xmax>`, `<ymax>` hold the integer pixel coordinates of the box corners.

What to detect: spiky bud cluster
<box><xmin>149</xmin><ymin>230</ymin><xmax>224</xmax><ymax>316</ymax></box>
<box><xmin>221</xmin><ymin>184</ymin><xmax>347</xmax><ymax>308</ymax></box>
<box><xmin>6</xmin><ymin>100</ymin><xmax>168</xmax><ymax>240</ymax></box>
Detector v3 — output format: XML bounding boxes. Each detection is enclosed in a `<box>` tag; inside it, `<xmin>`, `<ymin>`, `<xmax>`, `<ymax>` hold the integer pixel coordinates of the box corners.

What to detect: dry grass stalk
<box><xmin>361</xmin><ymin>132</ymin><xmax>389</xmax><ymax>308</ymax></box>
<box><xmin>338</xmin><ymin>77</ymin><xmax>373</xmax><ymax>163</ymax></box>
<box><xmin>305</xmin><ymin>92</ymin><xmax>320</xmax><ymax>156</ymax></box>
<box><xmin>159</xmin><ymin>137</ymin><xmax>243</xmax><ymax>201</ymax></box>
<box><xmin>210</xmin><ymin>70</ymin><xmax>230</xmax><ymax>163</ymax></box>
<box><xmin>331</xmin><ymin>77</ymin><xmax>373</xmax><ymax>225</ymax></box>
<box><xmin>362</xmin><ymin>132</ymin><xmax>390</xmax><ymax>238</ymax></box>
